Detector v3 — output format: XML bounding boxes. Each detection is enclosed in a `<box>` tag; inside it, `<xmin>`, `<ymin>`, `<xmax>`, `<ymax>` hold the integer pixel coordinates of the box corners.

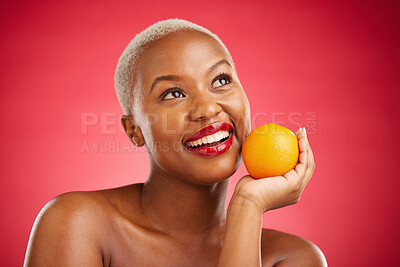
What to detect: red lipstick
<box><xmin>184</xmin><ymin>123</ymin><xmax>234</xmax><ymax>157</ymax></box>
<box><xmin>184</xmin><ymin>123</ymin><xmax>233</xmax><ymax>143</ymax></box>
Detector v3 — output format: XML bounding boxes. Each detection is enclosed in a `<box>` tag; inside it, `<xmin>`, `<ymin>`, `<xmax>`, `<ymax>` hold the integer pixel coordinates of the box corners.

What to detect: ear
<box><xmin>121</xmin><ymin>115</ymin><xmax>145</xmax><ymax>147</ymax></box>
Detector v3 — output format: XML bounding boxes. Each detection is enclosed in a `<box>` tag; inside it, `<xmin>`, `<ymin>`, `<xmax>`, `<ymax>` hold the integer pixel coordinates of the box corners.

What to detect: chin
<box><xmin>150</xmin><ymin>139</ymin><xmax>242</xmax><ymax>186</ymax></box>
<box><xmin>190</xmin><ymin>152</ymin><xmax>241</xmax><ymax>185</ymax></box>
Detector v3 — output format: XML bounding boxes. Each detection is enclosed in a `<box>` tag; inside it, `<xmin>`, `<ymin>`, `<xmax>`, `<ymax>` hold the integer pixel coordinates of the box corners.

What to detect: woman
<box><xmin>24</xmin><ymin>19</ymin><xmax>327</xmax><ymax>266</ymax></box>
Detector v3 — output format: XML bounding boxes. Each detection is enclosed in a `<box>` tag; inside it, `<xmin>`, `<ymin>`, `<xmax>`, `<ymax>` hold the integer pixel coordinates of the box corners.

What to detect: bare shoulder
<box><xmin>32</xmin><ymin>190</ymin><xmax>112</xmax><ymax>230</ymax></box>
<box><xmin>261</xmin><ymin>228</ymin><xmax>327</xmax><ymax>267</ymax></box>
<box><xmin>24</xmin><ymin>191</ymin><xmax>113</xmax><ymax>266</ymax></box>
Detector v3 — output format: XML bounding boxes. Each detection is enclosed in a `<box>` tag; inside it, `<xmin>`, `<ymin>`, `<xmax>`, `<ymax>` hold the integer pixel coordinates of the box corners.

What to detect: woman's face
<box><xmin>130</xmin><ymin>30</ymin><xmax>251</xmax><ymax>185</ymax></box>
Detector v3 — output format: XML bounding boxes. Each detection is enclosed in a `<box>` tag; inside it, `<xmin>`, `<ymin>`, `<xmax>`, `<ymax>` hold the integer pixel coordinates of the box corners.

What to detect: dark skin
<box><xmin>24</xmin><ymin>30</ymin><xmax>327</xmax><ymax>266</ymax></box>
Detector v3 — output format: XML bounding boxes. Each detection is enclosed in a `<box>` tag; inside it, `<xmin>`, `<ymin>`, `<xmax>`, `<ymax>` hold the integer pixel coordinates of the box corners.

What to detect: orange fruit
<box><xmin>242</xmin><ymin>123</ymin><xmax>299</xmax><ymax>178</ymax></box>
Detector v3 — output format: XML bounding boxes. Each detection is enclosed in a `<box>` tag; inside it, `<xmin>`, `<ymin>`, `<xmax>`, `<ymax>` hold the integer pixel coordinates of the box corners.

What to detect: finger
<box><xmin>294</xmin><ymin>128</ymin><xmax>308</xmax><ymax>186</ymax></box>
<box><xmin>285</xmin><ymin>156</ymin><xmax>307</xmax><ymax>185</ymax></box>
<box><xmin>305</xmin><ymin>131</ymin><xmax>315</xmax><ymax>171</ymax></box>
<box><xmin>303</xmin><ymin>128</ymin><xmax>314</xmax><ymax>174</ymax></box>
<box><xmin>283</xmin><ymin>169</ymin><xmax>298</xmax><ymax>185</ymax></box>
<box><xmin>295</xmin><ymin>161</ymin><xmax>307</xmax><ymax>179</ymax></box>
<box><xmin>301</xmin><ymin>129</ymin><xmax>315</xmax><ymax>189</ymax></box>
<box><xmin>298</xmin><ymin>129</ymin><xmax>307</xmax><ymax>156</ymax></box>
<box><xmin>296</xmin><ymin>126</ymin><xmax>306</xmax><ymax>139</ymax></box>
<box><xmin>298</xmin><ymin>137</ymin><xmax>308</xmax><ymax>165</ymax></box>
<box><xmin>286</xmin><ymin>127</ymin><xmax>309</xmax><ymax>188</ymax></box>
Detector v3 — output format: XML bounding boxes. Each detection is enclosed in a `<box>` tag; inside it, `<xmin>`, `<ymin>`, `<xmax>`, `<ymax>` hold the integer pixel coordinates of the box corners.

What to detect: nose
<box><xmin>189</xmin><ymin>92</ymin><xmax>222</xmax><ymax>121</ymax></box>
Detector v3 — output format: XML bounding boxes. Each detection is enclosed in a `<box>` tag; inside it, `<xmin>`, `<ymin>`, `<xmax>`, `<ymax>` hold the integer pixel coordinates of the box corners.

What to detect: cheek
<box><xmin>224</xmin><ymin>91</ymin><xmax>251</xmax><ymax>139</ymax></box>
<box><xmin>160</xmin><ymin>110</ymin><xmax>187</xmax><ymax>137</ymax></box>
<box><xmin>143</xmin><ymin>109</ymin><xmax>186</xmax><ymax>154</ymax></box>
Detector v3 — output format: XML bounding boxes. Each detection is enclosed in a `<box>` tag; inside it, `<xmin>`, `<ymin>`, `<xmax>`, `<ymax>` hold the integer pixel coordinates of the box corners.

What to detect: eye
<box><xmin>163</xmin><ymin>88</ymin><xmax>186</xmax><ymax>100</ymax></box>
<box><xmin>212</xmin><ymin>73</ymin><xmax>232</xmax><ymax>88</ymax></box>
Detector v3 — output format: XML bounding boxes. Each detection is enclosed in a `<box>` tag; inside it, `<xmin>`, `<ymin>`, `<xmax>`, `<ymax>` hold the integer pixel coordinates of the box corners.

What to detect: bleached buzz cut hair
<box><xmin>114</xmin><ymin>18</ymin><xmax>234</xmax><ymax>115</ymax></box>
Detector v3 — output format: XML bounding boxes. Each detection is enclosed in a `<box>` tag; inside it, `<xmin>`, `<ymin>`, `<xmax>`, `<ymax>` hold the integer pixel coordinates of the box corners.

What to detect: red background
<box><xmin>1</xmin><ymin>0</ymin><xmax>399</xmax><ymax>266</ymax></box>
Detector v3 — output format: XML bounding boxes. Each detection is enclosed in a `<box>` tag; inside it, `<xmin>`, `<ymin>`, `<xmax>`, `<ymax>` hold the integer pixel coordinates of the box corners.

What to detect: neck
<box><xmin>140</xmin><ymin>169</ymin><xmax>229</xmax><ymax>242</ymax></box>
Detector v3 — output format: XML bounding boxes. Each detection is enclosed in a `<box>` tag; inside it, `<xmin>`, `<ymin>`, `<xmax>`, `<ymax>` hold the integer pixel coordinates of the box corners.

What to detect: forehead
<box><xmin>134</xmin><ymin>30</ymin><xmax>232</xmax><ymax>85</ymax></box>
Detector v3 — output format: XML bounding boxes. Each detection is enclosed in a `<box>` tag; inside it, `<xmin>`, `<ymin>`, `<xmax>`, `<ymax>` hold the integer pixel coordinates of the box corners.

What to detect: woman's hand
<box><xmin>232</xmin><ymin>127</ymin><xmax>315</xmax><ymax>213</ymax></box>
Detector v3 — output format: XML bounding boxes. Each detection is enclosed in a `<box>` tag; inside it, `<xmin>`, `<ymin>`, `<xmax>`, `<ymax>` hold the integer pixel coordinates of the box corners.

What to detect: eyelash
<box><xmin>212</xmin><ymin>72</ymin><xmax>232</xmax><ymax>87</ymax></box>
<box><xmin>161</xmin><ymin>72</ymin><xmax>232</xmax><ymax>100</ymax></box>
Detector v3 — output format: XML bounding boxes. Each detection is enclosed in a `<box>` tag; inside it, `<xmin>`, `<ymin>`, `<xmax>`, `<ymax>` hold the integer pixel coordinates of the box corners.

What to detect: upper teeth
<box><xmin>186</xmin><ymin>130</ymin><xmax>230</xmax><ymax>147</ymax></box>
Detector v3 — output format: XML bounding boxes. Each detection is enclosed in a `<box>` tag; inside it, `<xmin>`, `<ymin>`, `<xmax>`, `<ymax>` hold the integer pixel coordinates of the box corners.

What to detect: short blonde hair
<box><xmin>114</xmin><ymin>18</ymin><xmax>234</xmax><ymax>115</ymax></box>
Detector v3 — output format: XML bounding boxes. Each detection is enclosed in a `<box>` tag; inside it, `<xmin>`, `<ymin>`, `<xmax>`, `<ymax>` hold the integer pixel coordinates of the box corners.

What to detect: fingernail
<box><xmin>296</xmin><ymin>128</ymin><xmax>302</xmax><ymax>134</ymax></box>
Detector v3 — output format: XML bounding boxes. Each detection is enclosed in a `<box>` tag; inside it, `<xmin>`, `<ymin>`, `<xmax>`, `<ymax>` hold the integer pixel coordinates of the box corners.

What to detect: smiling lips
<box><xmin>183</xmin><ymin>122</ymin><xmax>234</xmax><ymax>157</ymax></box>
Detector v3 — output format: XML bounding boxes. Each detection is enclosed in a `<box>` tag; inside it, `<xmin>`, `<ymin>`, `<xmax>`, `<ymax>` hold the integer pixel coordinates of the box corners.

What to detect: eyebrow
<box><xmin>150</xmin><ymin>59</ymin><xmax>232</xmax><ymax>92</ymax></box>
